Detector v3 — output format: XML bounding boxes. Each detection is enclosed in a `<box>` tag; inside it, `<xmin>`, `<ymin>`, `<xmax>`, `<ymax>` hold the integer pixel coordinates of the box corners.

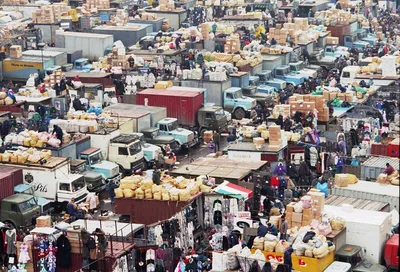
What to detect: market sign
<box><xmin>4</xmin><ymin>60</ymin><xmax>43</xmax><ymax>72</ymax></box>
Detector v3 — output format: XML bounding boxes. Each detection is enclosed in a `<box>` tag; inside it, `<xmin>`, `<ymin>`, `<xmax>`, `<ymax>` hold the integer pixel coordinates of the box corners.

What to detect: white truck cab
<box><xmin>340</xmin><ymin>66</ymin><xmax>361</xmax><ymax>85</ymax></box>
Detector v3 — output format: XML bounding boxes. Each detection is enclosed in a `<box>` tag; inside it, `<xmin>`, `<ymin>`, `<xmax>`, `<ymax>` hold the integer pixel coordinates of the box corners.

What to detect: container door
<box><xmin>181</xmin><ymin>99</ymin><xmax>188</xmax><ymax>125</ymax></box>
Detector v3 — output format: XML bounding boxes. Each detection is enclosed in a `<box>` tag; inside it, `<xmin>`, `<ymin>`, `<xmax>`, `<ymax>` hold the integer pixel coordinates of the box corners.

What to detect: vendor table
<box><xmin>128</xmin><ymin>18</ymin><xmax>164</xmax><ymax>32</ymax></box>
<box><xmin>144</xmin><ymin>9</ymin><xmax>187</xmax><ymax>31</ymax></box>
<box><xmin>127</xmin><ymin>49</ymin><xmax>182</xmax><ymax>62</ymax></box>
<box><xmin>15</xmin><ymin>96</ymin><xmax>52</xmax><ymax>111</ymax></box>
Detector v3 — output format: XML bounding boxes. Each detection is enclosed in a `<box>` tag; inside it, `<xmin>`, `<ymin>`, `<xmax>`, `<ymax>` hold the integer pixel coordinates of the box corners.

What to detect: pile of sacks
<box><xmin>334</xmin><ymin>173</ymin><xmax>359</xmax><ymax>187</ymax></box>
<box><xmin>50</xmin><ymin>119</ymin><xmax>98</xmax><ymax>134</ymax></box>
<box><xmin>377</xmin><ymin>171</ymin><xmax>399</xmax><ymax>186</ymax></box>
<box><xmin>67</xmin><ymin>111</ymin><xmax>98</xmax><ymax>120</ymax></box>
<box><xmin>0</xmin><ymin>92</ymin><xmax>14</xmax><ymax>105</ymax></box>
<box><xmin>114</xmin><ymin>175</ymin><xmax>212</xmax><ymax>201</ymax></box>
<box><xmin>4</xmin><ymin>130</ymin><xmax>69</xmax><ymax>148</ymax></box>
<box><xmin>224</xmin><ymin>246</ymin><xmax>268</xmax><ymax>271</ymax></box>
<box><xmin>252</xmin><ymin>234</ymin><xmax>290</xmax><ymax>254</ymax></box>
<box><xmin>0</xmin><ymin>148</ymin><xmax>51</xmax><ymax>164</ymax></box>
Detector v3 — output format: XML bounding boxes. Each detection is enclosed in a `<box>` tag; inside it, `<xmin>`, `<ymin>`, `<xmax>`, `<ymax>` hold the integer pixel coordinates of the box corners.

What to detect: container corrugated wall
<box><xmin>332</xmin><ymin>187</ymin><xmax>399</xmax><ymax>211</ymax></box>
<box><xmin>0</xmin><ymin>173</ymin><xmax>16</xmax><ymax>200</ymax></box>
<box><xmin>361</xmin><ymin>156</ymin><xmax>400</xmax><ymax>180</ymax></box>
<box><xmin>0</xmin><ymin>166</ymin><xmax>23</xmax><ymax>187</ymax></box>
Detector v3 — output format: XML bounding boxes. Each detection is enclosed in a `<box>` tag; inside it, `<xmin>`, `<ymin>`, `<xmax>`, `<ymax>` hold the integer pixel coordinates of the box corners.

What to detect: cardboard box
<box><xmin>292</xmin><ymin>222</ymin><xmax>302</xmax><ymax>229</ymax></box>
<box><xmin>286</xmin><ymin>202</ymin><xmax>296</xmax><ymax>212</ymax></box>
<box><xmin>307</xmin><ymin>191</ymin><xmax>325</xmax><ymax>210</ymax></box>
<box><xmin>329</xmin><ymin>92</ymin><xmax>337</xmax><ymax>100</ymax></box>
<box><xmin>323</xmin><ymin>91</ymin><xmax>330</xmax><ymax>100</ymax></box>
<box><xmin>337</xmin><ymin>92</ymin><xmax>346</xmax><ymax>100</ymax></box>
<box><xmin>345</xmin><ymin>92</ymin><xmax>353</xmax><ymax>102</ymax></box>
<box><xmin>292</xmin><ymin>212</ymin><xmax>303</xmax><ymax>223</ymax></box>
<box><xmin>36</xmin><ymin>216</ymin><xmax>51</xmax><ymax>227</ymax></box>
<box><xmin>303</xmin><ymin>208</ymin><xmax>312</xmax><ymax>216</ymax></box>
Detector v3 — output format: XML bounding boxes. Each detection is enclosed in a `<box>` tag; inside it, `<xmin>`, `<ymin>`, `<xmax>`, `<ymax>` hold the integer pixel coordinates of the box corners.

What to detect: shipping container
<box><xmin>42</xmin><ymin>47</ymin><xmax>83</xmax><ymax>64</ymax></box>
<box><xmin>371</xmin><ymin>143</ymin><xmax>389</xmax><ymax>156</ymax></box>
<box><xmin>56</xmin><ymin>31</ymin><xmax>113</xmax><ymax>60</ymax></box>
<box><xmin>361</xmin><ymin>156</ymin><xmax>400</xmax><ymax>180</ymax></box>
<box><xmin>2</xmin><ymin>56</ymin><xmax>54</xmax><ymax>81</ymax></box>
<box><xmin>117</xmin><ymin>114</ymin><xmax>151</xmax><ymax>133</ymax></box>
<box><xmin>331</xmin><ymin>180</ymin><xmax>399</xmax><ymax>211</ymax></box>
<box><xmin>104</xmin><ymin>104</ymin><xmax>167</xmax><ymax>127</ymax></box>
<box><xmin>324</xmin><ymin>205</ymin><xmax>392</xmax><ymax>264</ymax></box>
<box><xmin>128</xmin><ymin>18</ymin><xmax>164</xmax><ymax>32</ymax></box>
<box><xmin>22</xmin><ymin>49</ymin><xmax>67</xmax><ymax>67</ymax></box>
<box><xmin>325</xmin><ymin>195</ymin><xmax>390</xmax><ymax>212</ymax></box>
<box><xmin>388</xmin><ymin>138</ymin><xmax>399</xmax><ymax>158</ymax></box>
<box><xmin>92</xmin><ymin>24</ymin><xmax>152</xmax><ymax>47</ymax></box>
<box><xmin>180</xmin><ymin>80</ymin><xmax>231</xmax><ymax>106</ymax></box>
<box><xmin>34</xmin><ymin>24</ymin><xmax>61</xmax><ymax>45</ymax></box>
<box><xmin>136</xmin><ymin>89</ymin><xmax>204</xmax><ymax>127</ymax></box>
<box><xmin>0</xmin><ymin>168</ymin><xmax>23</xmax><ymax>201</ymax></box>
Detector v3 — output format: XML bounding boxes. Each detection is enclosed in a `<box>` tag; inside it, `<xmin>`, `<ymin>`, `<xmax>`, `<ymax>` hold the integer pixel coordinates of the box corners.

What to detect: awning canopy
<box><xmin>213</xmin><ymin>181</ymin><xmax>253</xmax><ymax>200</ymax></box>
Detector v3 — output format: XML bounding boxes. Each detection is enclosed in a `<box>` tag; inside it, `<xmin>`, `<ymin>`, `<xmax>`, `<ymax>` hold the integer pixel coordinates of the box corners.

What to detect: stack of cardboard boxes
<box><xmin>326</xmin><ymin>37</ymin><xmax>339</xmax><ymax>45</ymax></box>
<box><xmin>109</xmin><ymin>48</ymin><xmax>128</xmax><ymax>69</ymax></box>
<box><xmin>33</xmin><ymin>6</ymin><xmax>55</xmax><ymax>24</ymax></box>
<box><xmin>285</xmin><ymin>190</ymin><xmax>325</xmax><ymax>229</ymax></box>
<box><xmin>200</xmin><ymin>24</ymin><xmax>210</xmax><ymax>40</ymax></box>
<box><xmin>86</xmin><ymin>0</ymin><xmax>110</xmax><ymax>9</ymax></box>
<box><xmin>272</xmin><ymin>104</ymin><xmax>291</xmax><ymax>118</ymax></box>
<box><xmin>268</xmin><ymin>125</ymin><xmax>288</xmax><ymax>151</ymax></box>
<box><xmin>158</xmin><ymin>0</ymin><xmax>176</xmax><ymax>11</ymax></box>
<box><xmin>289</xmin><ymin>94</ymin><xmax>330</xmax><ymax>122</ymax></box>
<box><xmin>9</xmin><ymin>45</ymin><xmax>22</xmax><ymax>58</ymax></box>
<box><xmin>35</xmin><ymin>215</ymin><xmax>52</xmax><ymax>227</ymax></box>
<box><xmin>141</xmin><ymin>12</ymin><xmax>157</xmax><ymax>20</ymax></box>
<box><xmin>322</xmin><ymin>90</ymin><xmax>353</xmax><ymax>104</ymax></box>
<box><xmin>67</xmin><ymin>228</ymin><xmax>83</xmax><ymax>254</ymax></box>
<box><xmin>224</xmin><ymin>35</ymin><xmax>240</xmax><ymax>54</ymax></box>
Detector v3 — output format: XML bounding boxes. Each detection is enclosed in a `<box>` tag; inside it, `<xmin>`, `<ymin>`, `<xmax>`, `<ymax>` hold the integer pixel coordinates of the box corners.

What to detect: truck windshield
<box><xmin>18</xmin><ymin>198</ymin><xmax>37</xmax><ymax>211</ymax></box>
<box><xmin>168</xmin><ymin>121</ymin><xmax>178</xmax><ymax>131</ymax></box>
<box><xmin>215</xmin><ymin>109</ymin><xmax>225</xmax><ymax>119</ymax></box>
<box><xmin>72</xmin><ymin>177</ymin><xmax>85</xmax><ymax>192</ymax></box>
<box><xmin>89</xmin><ymin>152</ymin><xmax>103</xmax><ymax>164</ymax></box>
<box><xmin>129</xmin><ymin>142</ymin><xmax>142</xmax><ymax>155</ymax></box>
<box><xmin>234</xmin><ymin>90</ymin><xmax>243</xmax><ymax>99</ymax></box>
<box><xmin>289</xmin><ymin>65</ymin><xmax>298</xmax><ymax>72</ymax></box>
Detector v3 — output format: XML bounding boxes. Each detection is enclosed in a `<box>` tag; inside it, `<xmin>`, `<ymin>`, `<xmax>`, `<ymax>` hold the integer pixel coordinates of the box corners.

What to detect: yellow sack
<box><xmin>200</xmin><ymin>184</ymin><xmax>212</xmax><ymax>193</ymax></box>
<box><xmin>179</xmin><ymin>189</ymin><xmax>191</xmax><ymax>202</ymax></box>
<box><xmin>377</xmin><ymin>173</ymin><xmax>389</xmax><ymax>185</ymax></box>
<box><xmin>35</xmin><ymin>140</ymin><xmax>45</xmax><ymax>148</ymax></box>
<box><xmin>141</xmin><ymin>179</ymin><xmax>154</xmax><ymax>190</ymax></box>
<box><xmin>2</xmin><ymin>153</ymin><xmax>10</xmax><ymax>162</ymax></box>
<box><xmin>10</xmin><ymin>154</ymin><xmax>18</xmax><ymax>163</ymax></box>
<box><xmin>347</xmin><ymin>174</ymin><xmax>358</xmax><ymax>184</ymax></box>
<box><xmin>17</xmin><ymin>154</ymin><xmax>28</xmax><ymax>164</ymax></box>
<box><xmin>135</xmin><ymin>188</ymin><xmax>144</xmax><ymax>199</ymax></box>
<box><xmin>154</xmin><ymin>192</ymin><xmax>161</xmax><ymax>200</ymax></box>
<box><xmin>152</xmin><ymin>184</ymin><xmax>161</xmax><ymax>194</ymax></box>
<box><xmin>170</xmin><ymin>189</ymin><xmax>179</xmax><ymax>201</ymax></box>
<box><xmin>162</xmin><ymin>192</ymin><xmax>170</xmax><ymax>201</ymax></box>
<box><xmin>40</xmin><ymin>150</ymin><xmax>51</xmax><ymax>160</ymax></box>
<box><xmin>23</xmin><ymin>138</ymin><xmax>31</xmax><ymax>147</ymax></box>
<box><xmin>145</xmin><ymin>189</ymin><xmax>152</xmax><ymax>199</ymax></box>
<box><xmin>387</xmin><ymin>170</ymin><xmax>398</xmax><ymax>181</ymax></box>
<box><xmin>123</xmin><ymin>189</ymin><xmax>134</xmax><ymax>198</ymax></box>
<box><xmin>114</xmin><ymin>188</ymin><xmax>123</xmax><ymax>198</ymax></box>
<box><xmin>391</xmin><ymin>177</ymin><xmax>399</xmax><ymax>186</ymax></box>
<box><xmin>275</xmin><ymin>240</ymin><xmax>289</xmax><ymax>253</ymax></box>
<box><xmin>264</xmin><ymin>240</ymin><xmax>277</xmax><ymax>252</ymax></box>
<box><xmin>261</xmin><ymin>130</ymin><xmax>269</xmax><ymax>140</ymax></box>
<box><xmin>331</xmin><ymin>217</ymin><xmax>345</xmax><ymax>231</ymax></box>
<box><xmin>335</xmin><ymin>174</ymin><xmax>348</xmax><ymax>187</ymax></box>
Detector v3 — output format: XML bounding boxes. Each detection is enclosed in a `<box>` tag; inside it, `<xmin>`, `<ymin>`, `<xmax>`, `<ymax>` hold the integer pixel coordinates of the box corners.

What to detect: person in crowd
<box><xmin>52</xmin><ymin>124</ymin><xmax>63</xmax><ymax>142</ymax></box>
<box><xmin>279</xmin><ymin>215</ymin><xmax>289</xmax><ymax>240</ymax></box>
<box><xmin>106</xmin><ymin>181</ymin><xmax>119</xmax><ymax>205</ymax></box>
<box><xmin>212</xmin><ymin>130</ymin><xmax>220</xmax><ymax>152</ymax></box>
<box><xmin>384</xmin><ymin>163</ymin><xmax>395</xmax><ymax>175</ymax></box>
<box><xmin>257</xmin><ymin>220</ymin><xmax>268</xmax><ymax>237</ymax></box>
<box><xmin>266</xmin><ymin>223</ymin><xmax>279</xmax><ymax>236</ymax></box>
<box><xmin>270</xmin><ymin>37</ymin><xmax>277</xmax><ymax>46</ymax></box>
<box><xmin>227</xmin><ymin>131</ymin><xmax>236</xmax><ymax>144</ymax></box>
<box><xmin>152</xmin><ymin>166</ymin><xmax>161</xmax><ymax>185</ymax></box>
<box><xmin>67</xmin><ymin>198</ymin><xmax>78</xmax><ymax>217</ymax></box>
<box><xmin>284</xmin><ymin>247</ymin><xmax>294</xmax><ymax>271</ymax></box>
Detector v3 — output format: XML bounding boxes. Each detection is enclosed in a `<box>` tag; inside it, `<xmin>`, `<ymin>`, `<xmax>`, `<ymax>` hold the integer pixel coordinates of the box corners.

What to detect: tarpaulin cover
<box><xmin>213</xmin><ymin>181</ymin><xmax>253</xmax><ymax>199</ymax></box>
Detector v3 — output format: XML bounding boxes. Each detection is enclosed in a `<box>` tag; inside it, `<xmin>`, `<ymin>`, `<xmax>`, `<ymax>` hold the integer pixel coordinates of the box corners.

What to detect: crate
<box><xmin>36</xmin><ymin>216</ymin><xmax>51</xmax><ymax>228</ymax></box>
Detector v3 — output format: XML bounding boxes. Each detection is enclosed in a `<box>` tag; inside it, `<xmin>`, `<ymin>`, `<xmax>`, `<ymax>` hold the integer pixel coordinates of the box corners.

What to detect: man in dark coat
<box><xmin>53</xmin><ymin>125</ymin><xmax>63</xmax><ymax>142</ymax></box>
<box><xmin>212</xmin><ymin>130</ymin><xmax>220</xmax><ymax>152</ymax></box>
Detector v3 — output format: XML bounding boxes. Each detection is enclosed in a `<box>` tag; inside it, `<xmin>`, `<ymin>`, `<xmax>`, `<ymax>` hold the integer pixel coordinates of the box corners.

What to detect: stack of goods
<box><xmin>272</xmin><ymin>104</ymin><xmax>290</xmax><ymax>118</ymax></box>
<box><xmin>377</xmin><ymin>171</ymin><xmax>399</xmax><ymax>186</ymax></box>
<box><xmin>9</xmin><ymin>45</ymin><xmax>22</xmax><ymax>58</ymax></box>
<box><xmin>52</xmin><ymin>3</ymin><xmax>70</xmax><ymax>22</ymax></box>
<box><xmin>5</xmin><ymin>129</ymin><xmax>71</xmax><ymax>148</ymax></box>
<box><xmin>224</xmin><ymin>34</ymin><xmax>241</xmax><ymax>54</ymax></box>
<box><xmin>0</xmin><ymin>148</ymin><xmax>52</xmax><ymax>164</ymax></box>
<box><xmin>359</xmin><ymin>57</ymin><xmax>382</xmax><ymax>74</ymax></box>
<box><xmin>114</xmin><ymin>175</ymin><xmax>212</xmax><ymax>201</ymax></box>
<box><xmin>141</xmin><ymin>12</ymin><xmax>157</xmax><ymax>20</ymax></box>
<box><xmin>158</xmin><ymin>0</ymin><xmax>176</xmax><ymax>11</ymax></box>
<box><xmin>33</xmin><ymin>6</ymin><xmax>55</xmax><ymax>24</ymax></box>
<box><xmin>86</xmin><ymin>0</ymin><xmax>110</xmax><ymax>9</ymax></box>
<box><xmin>36</xmin><ymin>216</ymin><xmax>52</xmax><ymax>228</ymax></box>
<box><xmin>200</xmin><ymin>23</ymin><xmax>210</xmax><ymax>40</ymax></box>
<box><xmin>334</xmin><ymin>173</ymin><xmax>359</xmax><ymax>187</ymax></box>
<box><xmin>293</xmin><ymin>18</ymin><xmax>309</xmax><ymax>31</ymax></box>
<box><xmin>110</xmin><ymin>9</ymin><xmax>129</xmax><ymax>26</ymax></box>
<box><xmin>110</xmin><ymin>47</ymin><xmax>128</xmax><ymax>69</ymax></box>
<box><xmin>289</xmin><ymin>94</ymin><xmax>330</xmax><ymax>122</ymax></box>
<box><xmin>67</xmin><ymin>111</ymin><xmax>98</xmax><ymax>120</ymax></box>
<box><xmin>0</xmin><ymin>92</ymin><xmax>15</xmax><ymax>106</ymax></box>
<box><xmin>66</xmin><ymin>228</ymin><xmax>82</xmax><ymax>254</ymax></box>
<box><xmin>48</xmin><ymin>69</ymin><xmax>64</xmax><ymax>87</ymax></box>
<box><xmin>338</xmin><ymin>10</ymin><xmax>352</xmax><ymax>25</ymax></box>
<box><xmin>326</xmin><ymin>37</ymin><xmax>339</xmax><ymax>45</ymax></box>
<box><xmin>268</xmin><ymin>124</ymin><xmax>288</xmax><ymax>151</ymax></box>
<box><xmin>3</xmin><ymin>0</ymin><xmax>28</xmax><ymax>5</ymax></box>
<box><xmin>50</xmin><ymin>118</ymin><xmax>99</xmax><ymax>134</ymax></box>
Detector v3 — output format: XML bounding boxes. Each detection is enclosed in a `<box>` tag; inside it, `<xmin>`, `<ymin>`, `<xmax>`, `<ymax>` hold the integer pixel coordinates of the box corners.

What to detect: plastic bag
<box><xmin>294</xmin><ymin>202</ymin><xmax>303</xmax><ymax>213</ymax></box>
<box><xmin>114</xmin><ymin>188</ymin><xmax>123</xmax><ymax>198</ymax></box>
<box><xmin>252</xmin><ymin>237</ymin><xmax>265</xmax><ymax>250</ymax></box>
<box><xmin>140</xmin><ymin>179</ymin><xmax>154</xmax><ymax>190</ymax></box>
<box><xmin>153</xmin><ymin>192</ymin><xmax>161</xmax><ymax>200</ymax></box>
<box><xmin>313</xmin><ymin>243</ymin><xmax>329</xmax><ymax>259</ymax></box>
<box><xmin>377</xmin><ymin>173</ymin><xmax>389</xmax><ymax>185</ymax></box>
<box><xmin>250</xmin><ymin>249</ymin><xmax>266</xmax><ymax>268</ymax></box>
<box><xmin>293</xmin><ymin>244</ymin><xmax>306</xmax><ymax>256</ymax></box>
<box><xmin>264</xmin><ymin>240</ymin><xmax>277</xmax><ymax>252</ymax></box>
<box><xmin>301</xmin><ymin>196</ymin><xmax>312</xmax><ymax>209</ymax></box>
<box><xmin>226</xmin><ymin>245</ymin><xmax>241</xmax><ymax>270</ymax></box>
<box><xmin>335</xmin><ymin>174</ymin><xmax>348</xmax><ymax>187</ymax></box>
<box><xmin>331</xmin><ymin>217</ymin><xmax>345</xmax><ymax>231</ymax></box>
<box><xmin>179</xmin><ymin>189</ymin><xmax>190</xmax><ymax>201</ymax></box>
<box><xmin>123</xmin><ymin>189</ymin><xmax>134</xmax><ymax>198</ymax></box>
<box><xmin>144</xmin><ymin>189</ymin><xmax>152</xmax><ymax>199</ymax></box>
<box><xmin>347</xmin><ymin>174</ymin><xmax>358</xmax><ymax>184</ymax></box>
<box><xmin>135</xmin><ymin>188</ymin><xmax>144</xmax><ymax>199</ymax></box>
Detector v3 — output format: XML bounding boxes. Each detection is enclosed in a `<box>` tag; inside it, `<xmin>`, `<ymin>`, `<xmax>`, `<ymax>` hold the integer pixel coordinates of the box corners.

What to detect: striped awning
<box><xmin>213</xmin><ymin>181</ymin><xmax>253</xmax><ymax>200</ymax></box>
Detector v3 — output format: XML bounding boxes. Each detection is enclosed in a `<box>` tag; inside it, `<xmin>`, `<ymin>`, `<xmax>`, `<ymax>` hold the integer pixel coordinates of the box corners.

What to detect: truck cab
<box><xmin>224</xmin><ymin>87</ymin><xmax>257</xmax><ymax>120</ymax></box>
<box><xmin>157</xmin><ymin>118</ymin><xmax>197</xmax><ymax>148</ymax></box>
<box><xmin>70</xmin><ymin>159</ymin><xmax>106</xmax><ymax>193</ymax></box>
<box><xmin>344</xmin><ymin>34</ymin><xmax>369</xmax><ymax>49</ymax></box>
<box><xmin>109</xmin><ymin>134</ymin><xmax>144</xmax><ymax>174</ymax></box>
<box><xmin>14</xmin><ymin>184</ymin><xmax>52</xmax><ymax>215</ymax></box>
<box><xmin>256</xmin><ymin>70</ymin><xmax>286</xmax><ymax>92</ymax></box>
<box><xmin>241</xmin><ymin>86</ymin><xmax>274</xmax><ymax>109</ymax></box>
<box><xmin>288</xmin><ymin>61</ymin><xmax>318</xmax><ymax>79</ymax></box>
<box><xmin>340</xmin><ymin>65</ymin><xmax>361</xmax><ymax>85</ymax></box>
<box><xmin>1</xmin><ymin>194</ymin><xmax>40</xmax><ymax>230</ymax></box>
<box><xmin>198</xmin><ymin>106</ymin><xmax>229</xmax><ymax>137</ymax></box>
<box><xmin>79</xmin><ymin>148</ymin><xmax>121</xmax><ymax>184</ymax></box>
<box><xmin>274</xmin><ymin>66</ymin><xmax>306</xmax><ymax>86</ymax></box>
<box><xmin>73</xmin><ymin>58</ymin><xmax>92</xmax><ymax>72</ymax></box>
<box><xmin>357</xmin><ymin>28</ymin><xmax>380</xmax><ymax>46</ymax></box>
<box><xmin>141</xmin><ymin>127</ymin><xmax>181</xmax><ymax>154</ymax></box>
<box><xmin>325</xmin><ymin>45</ymin><xmax>350</xmax><ymax>58</ymax></box>
<box><xmin>335</xmin><ymin>244</ymin><xmax>387</xmax><ymax>272</ymax></box>
<box><xmin>310</xmin><ymin>48</ymin><xmax>337</xmax><ymax>70</ymax></box>
<box><xmin>132</xmin><ymin>133</ymin><xmax>163</xmax><ymax>169</ymax></box>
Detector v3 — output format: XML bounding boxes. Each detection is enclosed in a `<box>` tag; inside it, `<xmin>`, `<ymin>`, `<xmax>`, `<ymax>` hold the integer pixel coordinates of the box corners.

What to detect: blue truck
<box><xmin>256</xmin><ymin>70</ymin><xmax>287</xmax><ymax>92</ymax></box>
<box><xmin>273</xmin><ymin>66</ymin><xmax>306</xmax><ymax>86</ymax></box>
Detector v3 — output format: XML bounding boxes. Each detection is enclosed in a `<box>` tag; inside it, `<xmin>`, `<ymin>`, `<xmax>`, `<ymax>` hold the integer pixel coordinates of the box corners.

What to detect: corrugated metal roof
<box><xmin>22</xmin><ymin>50</ymin><xmax>65</xmax><ymax>57</ymax></box>
<box><xmin>362</xmin><ymin>156</ymin><xmax>400</xmax><ymax>170</ymax></box>
<box><xmin>59</xmin><ymin>31</ymin><xmax>113</xmax><ymax>38</ymax></box>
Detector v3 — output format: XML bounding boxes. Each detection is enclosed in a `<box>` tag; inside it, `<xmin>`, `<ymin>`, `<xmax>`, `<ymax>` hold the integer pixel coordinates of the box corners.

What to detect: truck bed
<box><xmin>0</xmin><ymin>156</ymin><xmax>69</xmax><ymax>169</ymax></box>
<box><xmin>326</xmin><ymin>195</ymin><xmax>389</xmax><ymax>212</ymax></box>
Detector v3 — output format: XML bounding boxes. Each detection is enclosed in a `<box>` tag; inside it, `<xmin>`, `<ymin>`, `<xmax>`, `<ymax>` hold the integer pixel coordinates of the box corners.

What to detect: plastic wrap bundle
<box><xmin>237</xmin><ymin>247</ymin><xmax>252</xmax><ymax>272</ymax></box>
<box><xmin>264</xmin><ymin>240</ymin><xmax>277</xmax><ymax>252</ymax></box>
<box><xmin>252</xmin><ymin>237</ymin><xmax>265</xmax><ymax>250</ymax></box>
<box><xmin>179</xmin><ymin>189</ymin><xmax>190</xmax><ymax>201</ymax></box>
<box><xmin>162</xmin><ymin>192</ymin><xmax>170</xmax><ymax>200</ymax></box>
<box><xmin>261</xmin><ymin>130</ymin><xmax>269</xmax><ymax>140</ymax></box>
<box><xmin>250</xmin><ymin>249</ymin><xmax>266</xmax><ymax>268</ymax></box>
<box><xmin>151</xmin><ymin>184</ymin><xmax>161</xmax><ymax>194</ymax></box>
<box><xmin>120</xmin><ymin>179</ymin><xmax>137</xmax><ymax>190</ymax></box>
<box><xmin>313</xmin><ymin>243</ymin><xmax>329</xmax><ymax>259</ymax></box>
<box><xmin>293</xmin><ymin>244</ymin><xmax>307</xmax><ymax>256</ymax></box>
<box><xmin>301</xmin><ymin>196</ymin><xmax>312</xmax><ymax>209</ymax></box>
<box><xmin>145</xmin><ymin>189</ymin><xmax>152</xmax><ymax>199</ymax></box>
<box><xmin>39</xmin><ymin>150</ymin><xmax>51</xmax><ymax>160</ymax></box>
<box><xmin>269</xmin><ymin>216</ymin><xmax>280</xmax><ymax>228</ymax></box>
<box><xmin>135</xmin><ymin>188</ymin><xmax>144</xmax><ymax>199</ymax></box>
<box><xmin>153</xmin><ymin>192</ymin><xmax>161</xmax><ymax>200</ymax></box>
<box><xmin>225</xmin><ymin>245</ymin><xmax>241</xmax><ymax>270</ymax></box>
<box><xmin>175</xmin><ymin>176</ymin><xmax>189</xmax><ymax>189</ymax></box>
<box><xmin>347</xmin><ymin>173</ymin><xmax>358</xmax><ymax>184</ymax></box>
<box><xmin>331</xmin><ymin>217</ymin><xmax>345</xmax><ymax>231</ymax></box>
<box><xmin>2</xmin><ymin>153</ymin><xmax>10</xmax><ymax>162</ymax></box>
<box><xmin>334</xmin><ymin>174</ymin><xmax>348</xmax><ymax>187</ymax></box>
<box><xmin>294</xmin><ymin>202</ymin><xmax>303</xmax><ymax>213</ymax></box>
<box><xmin>187</xmin><ymin>183</ymin><xmax>199</xmax><ymax>196</ymax></box>
<box><xmin>304</xmin><ymin>245</ymin><xmax>315</xmax><ymax>258</ymax></box>
<box><xmin>377</xmin><ymin>173</ymin><xmax>389</xmax><ymax>185</ymax></box>
<box><xmin>10</xmin><ymin>154</ymin><xmax>18</xmax><ymax>163</ymax></box>
<box><xmin>200</xmin><ymin>184</ymin><xmax>212</xmax><ymax>193</ymax></box>
<box><xmin>140</xmin><ymin>179</ymin><xmax>154</xmax><ymax>190</ymax></box>
<box><xmin>123</xmin><ymin>189</ymin><xmax>134</xmax><ymax>198</ymax></box>
<box><xmin>170</xmin><ymin>188</ymin><xmax>179</xmax><ymax>201</ymax></box>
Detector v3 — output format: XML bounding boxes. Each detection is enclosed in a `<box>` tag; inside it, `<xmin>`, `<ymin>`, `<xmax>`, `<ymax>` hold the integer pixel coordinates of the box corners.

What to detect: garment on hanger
<box><xmin>6</xmin><ymin>229</ymin><xmax>16</xmax><ymax>255</ymax></box>
<box><xmin>56</xmin><ymin>234</ymin><xmax>71</xmax><ymax>268</ymax></box>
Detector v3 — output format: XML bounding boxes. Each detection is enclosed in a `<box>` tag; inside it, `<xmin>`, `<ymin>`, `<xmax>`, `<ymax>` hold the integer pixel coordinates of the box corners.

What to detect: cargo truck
<box><xmin>0</xmin><ymin>157</ymin><xmax>88</xmax><ymax>211</ymax></box>
<box><xmin>273</xmin><ymin>66</ymin><xmax>306</xmax><ymax>86</ymax></box>
<box><xmin>0</xmin><ymin>169</ymin><xmax>40</xmax><ymax>230</ymax></box>
<box><xmin>132</xmin><ymin>132</ymin><xmax>163</xmax><ymax>168</ymax></box>
<box><xmin>288</xmin><ymin>61</ymin><xmax>318</xmax><ymax>79</ymax></box>
<box><xmin>79</xmin><ymin>130</ymin><xmax>144</xmax><ymax>174</ymax></box>
<box><xmin>256</xmin><ymin>70</ymin><xmax>287</xmax><ymax>92</ymax></box>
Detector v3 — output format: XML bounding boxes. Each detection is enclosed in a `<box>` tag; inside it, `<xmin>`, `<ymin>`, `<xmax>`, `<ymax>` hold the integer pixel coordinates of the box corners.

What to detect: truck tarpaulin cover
<box><xmin>115</xmin><ymin>193</ymin><xmax>201</xmax><ymax>225</ymax></box>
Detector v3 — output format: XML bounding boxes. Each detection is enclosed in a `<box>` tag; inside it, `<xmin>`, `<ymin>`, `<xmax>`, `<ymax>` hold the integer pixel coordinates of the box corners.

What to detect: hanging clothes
<box><xmin>6</xmin><ymin>229</ymin><xmax>16</xmax><ymax>255</ymax></box>
<box><xmin>309</xmin><ymin>146</ymin><xmax>319</xmax><ymax>167</ymax></box>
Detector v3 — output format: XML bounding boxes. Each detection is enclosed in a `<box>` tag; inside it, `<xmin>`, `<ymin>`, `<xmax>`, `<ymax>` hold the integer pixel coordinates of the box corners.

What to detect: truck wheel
<box><xmin>234</xmin><ymin>108</ymin><xmax>246</xmax><ymax>120</ymax></box>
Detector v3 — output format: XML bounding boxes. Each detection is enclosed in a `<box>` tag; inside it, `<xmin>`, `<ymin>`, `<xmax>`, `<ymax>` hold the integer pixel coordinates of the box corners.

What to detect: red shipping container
<box><xmin>384</xmin><ymin>234</ymin><xmax>399</xmax><ymax>270</ymax></box>
<box><xmin>0</xmin><ymin>166</ymin><xmax>23</xmax><ymax>185</ymax></box>
<box><xmin>136</xmin><ymin>89</ymin><xmax>204</xmax><ymax>127</ymax></box>
<box><xmin>0</xmin><ymin>171</ymin><xmax>22</xmax><ymax>201</ymax></box>
<box><xmin>387</xmin><ymin>139</ymin><xmax>400</xmax><ymax>158</ymax></box>
<box><xmin>371</xmin><ymin>143</ymin><xmax>388</xmax><ymax>156</ymax></box>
